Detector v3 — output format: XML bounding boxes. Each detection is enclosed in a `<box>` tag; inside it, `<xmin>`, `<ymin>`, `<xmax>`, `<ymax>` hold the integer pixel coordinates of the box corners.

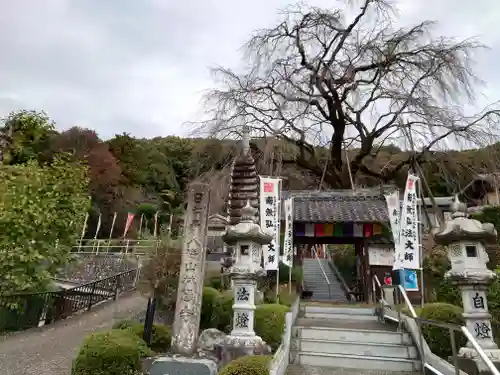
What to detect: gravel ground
<box><xmin>0</xmin><ymin>292</ymin><xmax>147</xmax><ymax>375</ymax></box>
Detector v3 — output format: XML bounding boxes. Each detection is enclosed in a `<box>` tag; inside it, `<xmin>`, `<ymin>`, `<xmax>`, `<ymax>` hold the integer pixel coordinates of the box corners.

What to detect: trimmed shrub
<box><xmin>218</xmin><ymin>355</ymin><xmax>272</xmax><ymax>375</ymax></box>
<box><xmin>415</xmin><ymin>303</ymin><xmax>466</xmax><ymax>359</ymax></box>
<box><xmin>112</xmin><ymin>319</ymin><xmax>137</xmax><ymax>330</ymax></box>
<box><xmin>278</xmin><ymin>263</ymin><xmax>303</xmax><ymax>284</ymax></box>
<box><xmin>207</xmin><ymin>276</ymin><xmax>224</xmax><ymax>291</ymax></box>
<box><xmin>126</xmin><ymin>323</ymin><xmax>172</xmax><ymax>353</ymax></box>
<box><xmin>71</xmin><ymin>329</ymin><xmax>153</xmax><ymax>375</ymax></box>
<box><xmin>201</xmin><ymin>287</ymin><xmax>222</xmax><ymax>329</ymax></box>
<box><xmin>278</xmin><ymin>291</ymin><xmax>295</xmax><ymax>307</ymax></box>
<box><xmin>255</xmin><ymin>303</ymin><xmax>289</xmax><ymax>351</ymax></box>
<box><xmin>113</xmin><ymin>320</ymin><xmax>172</xmax><ymax>353</ymax></box>
<box><xmin>212</xmin><ymin>290</ymin><xmax>234</xmax><ymax>333</ymax></box>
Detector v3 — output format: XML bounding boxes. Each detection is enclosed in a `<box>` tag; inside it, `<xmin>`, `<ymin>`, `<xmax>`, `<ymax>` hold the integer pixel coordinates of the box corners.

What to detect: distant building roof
<box><xmin>281</xmin><ymin>190</ymin><xmax>389</xmax><ymax>223</ymax></box>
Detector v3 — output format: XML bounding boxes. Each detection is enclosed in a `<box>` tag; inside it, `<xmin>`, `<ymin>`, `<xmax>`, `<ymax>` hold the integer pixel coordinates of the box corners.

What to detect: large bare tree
<box><xmin>195</xmin><ymin>0</ymin><xmax>500</xmax><ymax>188</ymax></box>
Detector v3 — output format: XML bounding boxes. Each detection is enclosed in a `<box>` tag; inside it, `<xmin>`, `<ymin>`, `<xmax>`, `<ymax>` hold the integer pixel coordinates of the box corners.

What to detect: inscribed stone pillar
<box><xmin>171</xmin><ymin>183</ymin><xmax>211</xmax><ymax>356</ymax></box>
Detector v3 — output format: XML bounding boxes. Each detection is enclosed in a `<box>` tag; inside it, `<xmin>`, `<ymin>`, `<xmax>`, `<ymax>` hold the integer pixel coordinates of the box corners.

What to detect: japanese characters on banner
<box><xmin>385</xmin><ymin>191</ymin><xmax>402</xmax><ymax>271</ymax></box>
<box><xmin>397</xmin><ymin>174</ymin><xmax>421</xmax><ymax>270</ymax></box>
<box><xmin>282</xmin><ymin>197</ymin><xmax>294</xmax><ymax>268</ymax></box>
<box><xmin>259</xmin><ymin>177</ymin><xmax>281</xmax><ymax>271</ymax></box>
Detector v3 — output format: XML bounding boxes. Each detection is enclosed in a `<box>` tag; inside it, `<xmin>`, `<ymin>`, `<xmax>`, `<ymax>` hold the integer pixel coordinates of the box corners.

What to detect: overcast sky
<box><xmin>0</xmin><ymin>0</ymin><xmax>498</xmax><ymax>140</ymax></box>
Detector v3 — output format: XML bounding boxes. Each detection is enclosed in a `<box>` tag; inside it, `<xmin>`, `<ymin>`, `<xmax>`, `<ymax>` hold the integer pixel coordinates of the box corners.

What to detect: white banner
<box><xmin>259</xmin><ymin>177</ymin><xmax>281</xmax><ymax>270</ymax></box>
<box><xmin>385</xmin><ymin>190</ymin><xmax>401</xmax><ymax>270</ymax></box>
<box><xmin>282</xmin><ymin>197</ymin><xmax>294</xmax><ymax>267</ymax></box>
<box><xmin>397</xmin><ymin>173</ymin><xmax>421</xmax><ymax>270</ymax></box>
<box><xmin>275</xmin><ymin>179</ymin><xmax>282</xmax><ymax>264</ymax></box>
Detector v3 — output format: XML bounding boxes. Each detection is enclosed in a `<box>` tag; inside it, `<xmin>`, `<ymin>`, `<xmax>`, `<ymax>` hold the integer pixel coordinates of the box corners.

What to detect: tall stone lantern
<box><xmin>221</xmin><ymin>201</ymin><xmax>272</xmax><ymax>350</ymax></box>
<box><xmin>434</xmin><ymin>196</ymin><xmax>500</xmax><ymax>370</ymax></box>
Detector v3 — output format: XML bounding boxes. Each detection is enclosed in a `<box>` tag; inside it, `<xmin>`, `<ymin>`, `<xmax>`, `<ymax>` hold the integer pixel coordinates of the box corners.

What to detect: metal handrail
<box><xmin>327</xmin><ymin>253</ymin><xmax>353</xmax><ymax>301</ymax></box>
<box><xmin>372</xmin><ymin>274</ymin><xmax>500</xmax><ymax>375</ymax></box>
<box><xmin>312</xmin><ymin>246</ymin><xmax>331</xmax><ymax>299</ymax></box>
<box><xmin>462</xmin><ymin>327</ymin><xmax>500</xmax><ymax>375</ymax></box>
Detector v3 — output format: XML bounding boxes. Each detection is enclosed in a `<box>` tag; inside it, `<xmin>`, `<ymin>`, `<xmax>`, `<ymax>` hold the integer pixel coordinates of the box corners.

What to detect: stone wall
<box><xmin>58</xmin><ymin>253</ymin><xmax>141</xmax><ymax>284</ymax></box>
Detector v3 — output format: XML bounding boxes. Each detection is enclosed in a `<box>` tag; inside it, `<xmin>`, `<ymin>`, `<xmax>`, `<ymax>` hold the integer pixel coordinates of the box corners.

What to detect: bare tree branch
<box><xmin>190</xmin><ymin>0</ymin><xmax>500</xmax><ymax>188</ymax></box>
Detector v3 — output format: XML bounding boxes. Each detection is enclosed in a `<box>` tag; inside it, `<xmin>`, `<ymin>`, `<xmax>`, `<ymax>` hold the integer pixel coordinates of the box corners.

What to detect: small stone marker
<box><xmin>149</xmin><ymin>357</ymin><xmax>216</xmax><ymax>375</ymax></box>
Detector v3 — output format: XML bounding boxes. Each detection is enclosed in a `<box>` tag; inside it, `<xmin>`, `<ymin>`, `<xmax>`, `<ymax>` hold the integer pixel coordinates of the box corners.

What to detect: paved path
<box><xmin>0</xmin><ymin>292</ymin><xmax>147</xmax><ymax>375</ymax></box>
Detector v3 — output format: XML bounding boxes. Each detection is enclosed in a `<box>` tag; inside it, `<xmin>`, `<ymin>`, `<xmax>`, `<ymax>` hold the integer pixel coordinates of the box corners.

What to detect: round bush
<box><xmin>212</xmin><ymin>290</ymin><xmax>234</xmax><ymax>333</ymax></box>
<box><xmin>72</xmin><ymin>329</ymin><xmax>153</xmax><ymax>375</ymax></box>
<box><xmin>201</xmin><ymin>287</ymin><xmax>222</xmax><ymax>329</ymax></box>
<box><xmin>112</xmin><ymin>319</ymin><xmax>137</xmax><ymax>330</ymax></box>
<box><xmin>278</xmin><ymin>291</ymin><xmax>295</xmax><ymax>307</ymax></box>
<box><xmin>218</xmin><ymin>355</ymin><xmax>272</xmax><ymax>375</ymax></box>
<box><xmin>417</xmin><ymin>303</ymin><xmax>466</xmax><ymax>359</ymax></box>
<box><xmin>255</xmin><ymin>303</ymin><xmax>288</xmax><ymax>351</ymax></box>
<box><xmin>207</xmin><ymin>276</ymin><xmax>224</xmax><ymax>291</ymax></box>
<box><xmin>126</xmin><ymin>322</ymin><xmax>172</xmax><ymax>353</ymax></box>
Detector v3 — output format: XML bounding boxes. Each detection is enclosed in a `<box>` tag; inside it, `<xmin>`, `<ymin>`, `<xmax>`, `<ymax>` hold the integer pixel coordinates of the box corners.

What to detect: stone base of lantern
<box><xmin>454</xmin><ymin>348</ymin><xmax>500</xmax><ymax>375</ymax></box>
<box><xmin>216</xmin><ymin>335</ymin><xmax>271</xmax><ymax>368</ymax></box>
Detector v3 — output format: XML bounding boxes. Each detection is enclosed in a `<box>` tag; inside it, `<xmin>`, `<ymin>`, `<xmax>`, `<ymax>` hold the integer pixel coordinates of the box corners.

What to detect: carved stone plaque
<box><xmin>171</xmin><ymin>183</ymin><xmax>211</xmax><ymax>356</ymax></box>
<box><xmin>149</xmin><ymin>357</ymin><xmax>216</xmax><ymax>375</ymax></box>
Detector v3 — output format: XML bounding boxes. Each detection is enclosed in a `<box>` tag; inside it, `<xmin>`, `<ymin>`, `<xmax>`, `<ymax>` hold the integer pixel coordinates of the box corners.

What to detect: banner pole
<box><xmin>417</xmin><ymin>177</ymin><xmax>425</xmax><ymax>307</ymax></box>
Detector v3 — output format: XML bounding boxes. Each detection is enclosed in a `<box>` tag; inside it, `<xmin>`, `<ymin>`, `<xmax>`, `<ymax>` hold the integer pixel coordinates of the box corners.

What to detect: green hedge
<box><xmin>72</xmin><ymin>329</ymin><xmax>153</xmax><ymax>375</ymax></box>
<box><xmin>412</xmin><ymin>303</ymin><xmax>466</xmax><ymax>359</ymax></box>
<box><xmin>112</xmin><ymin>320</ymin><xmax>172</xmax><ymax>353</ymax></box>
<box><xmin>201</xmin><ymin>287</ymin><xmax>221</xmax><ymax>329</ymax></box>
<box><xmin>255</xmin><ymin>303</ymin><xmax>289</xmax><ymax>351</ymax></box>
<box><xmin>212</xmin><ymin>290</ymin><xmax>234</xmax><ymax>333</ymax></box>
<box><xmin>278</xmin><ymin>263</ymin><xmax>303</xmax><ymax>284</ymax></box>
<box><xmin>218</xmin><ymin>355</ymin><xmax>272</xmax><ymax>375</ymax></box>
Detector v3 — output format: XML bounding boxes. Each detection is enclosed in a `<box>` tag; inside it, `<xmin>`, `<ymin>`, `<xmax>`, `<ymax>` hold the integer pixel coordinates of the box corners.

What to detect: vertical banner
<box><xmin>123</xmin><ymin>213</ymin><xmax>135</xmax><ymax>238</ymax></box>
<box><xmin>282</xmin><ymin>197</ymin><xmax>294</xmax><ymax>267</ymax></box>
<box><xmin>259</xmin><ymin>177</ymin><xmax>281</xmax><ymax>271</ymax></box>
<box><xmin>153</xmin><ymin>211</ymin><xmax>159</xmax><ymax>237</ymax></box>
<box><xmin>108</xmin><ymin>212</ymin><xmax>117</xmax><ymax>239</ymax></box>
<box><xmin>398</xmin><ymin>173</ymin><xmax>421</xmax><ymax>270</ymax></box>
<box><xmin>94</xmin><ymin>213</ymin><xmax>102</xmax><ymax>239</ymax></box>
<box><xmin>385</xmin><ymin>190</ymin><xmax>401</xmax><ymax>270</ymax></box>
<box><xmin>275</xmin><ymin>179</ymin><xmax>282</xmax><ymax>260</ymax></box>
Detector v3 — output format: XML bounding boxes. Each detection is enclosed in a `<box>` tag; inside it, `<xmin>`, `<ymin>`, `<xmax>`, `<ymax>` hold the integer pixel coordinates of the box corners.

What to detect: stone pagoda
<box><xmin>227</xmin><ymin>126</ymin><xmax>259</xmax><ymax>225</ymax></box>
<box><xmin>434</xmin><ymin>196</ymin><xmax>500</xmax><ymax>372</ymax></box>
<box><xmin>216</xmin><ymin>127</ymin><xmax>272</xmax><ymax>363</ymax></box>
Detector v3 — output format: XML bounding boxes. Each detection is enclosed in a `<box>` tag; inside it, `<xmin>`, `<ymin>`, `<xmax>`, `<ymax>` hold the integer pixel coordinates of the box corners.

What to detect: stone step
<box><xmin>294</xmin><ymin>320</ymin><xmax>411</xmax><ymax>345</ymax></box>
<box><xmin>286</xmin><ymin>364</ymin><xmax>421</xmax><ymax>375</ymax></box>
<box><xmin>305</xmin><ymin>306</ymin><xmax>374</xmax><ymax>316</ymax></box>
<box><xmin>305</xmin><ymin>312</ymin><xmax>379</xmax><ymax>321</ymax></box>
<box><xmin>295</xmin><ymin>338</ymin><xmax>418</xmax><ymax>359</ymax></box>
<box><xmin>294</xmin><ymin>352</ymin><xmax>421</xmax><ymax>372</ymax></box>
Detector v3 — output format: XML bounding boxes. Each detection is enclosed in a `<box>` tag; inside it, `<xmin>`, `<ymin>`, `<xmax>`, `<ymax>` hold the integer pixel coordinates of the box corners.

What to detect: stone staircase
<box><xmin>302</xmin><ymin>258</ymin><xmax>347</xmax><ymax>301</ymax></box>
<box><xmin>289</xmin><ymin>305</ymin><xmax>421</xmax><ymax>374</ymax></box>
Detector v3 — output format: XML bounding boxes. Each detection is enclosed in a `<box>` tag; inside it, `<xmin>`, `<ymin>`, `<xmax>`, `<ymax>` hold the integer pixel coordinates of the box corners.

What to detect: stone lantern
<box><xmin>221</xmin><ymin>201</ymin><xmax>272</xmax><ymax>349</ymax></box>
<box><xmin>434</xmin><ymin>196</ymin><xmax>500</xmax><ymax>369</ymax></box>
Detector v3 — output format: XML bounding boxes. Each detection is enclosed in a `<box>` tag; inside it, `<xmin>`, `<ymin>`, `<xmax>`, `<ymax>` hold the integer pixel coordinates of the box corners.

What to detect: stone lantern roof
<box><xmin>434</xmin><ymin>196</ymin><xmax>497</xmax><ymax>246</ymax></box>
<box><xmin>222</xmin><ymin>202</ymin><xmax>273</xmax><ymax>246</ymax></box>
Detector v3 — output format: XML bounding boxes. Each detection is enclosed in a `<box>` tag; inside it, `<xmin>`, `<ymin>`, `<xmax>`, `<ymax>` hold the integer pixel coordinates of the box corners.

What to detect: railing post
<box><xmin>417</xmin><ymin>318</ymin><xmax>425</xmax><ymax>371</ymax></box>
<box><xmin>450</xmin><ymin>328</ymin><xmax>460</xmax><ymax>375</ymax></box>
<box><xmin>87</xmin><ymin>282</ymin><xmax>97</xmax><ymax>311</ymax></box>
<box><xmin>114</xmin><ymin>274</ymin><xmax>121</xmax><ymax>300</ymax></box>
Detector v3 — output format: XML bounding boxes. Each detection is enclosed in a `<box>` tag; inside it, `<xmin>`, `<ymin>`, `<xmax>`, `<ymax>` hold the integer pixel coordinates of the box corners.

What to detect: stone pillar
<box><xmin>231</xmin><ymin>277</ymin><xmax>257</xmax><ymax>337</ymax></box>
<box><xmin>171</xmin><ymin>183</ymin><xmax>211</xmax><ymax>356</ymax></box>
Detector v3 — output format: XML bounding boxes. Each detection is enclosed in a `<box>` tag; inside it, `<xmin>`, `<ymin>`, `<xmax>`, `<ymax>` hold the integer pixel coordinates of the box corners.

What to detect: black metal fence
<box><xmin>0</xmin><ymin>268</ymin><xmax>138</xmax><ymax>333</ymax></box>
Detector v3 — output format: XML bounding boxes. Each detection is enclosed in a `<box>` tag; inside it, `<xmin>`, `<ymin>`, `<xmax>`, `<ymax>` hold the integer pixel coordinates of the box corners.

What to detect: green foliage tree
<box><xmin>0</xmin><ymin>109</ymin><xmax>56</xmax><ymax>165</ymax></box>
<box><xmin>0</xmin><ymin>157</ymin><xmax>90</xmax><ymax>293</ymax></box>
